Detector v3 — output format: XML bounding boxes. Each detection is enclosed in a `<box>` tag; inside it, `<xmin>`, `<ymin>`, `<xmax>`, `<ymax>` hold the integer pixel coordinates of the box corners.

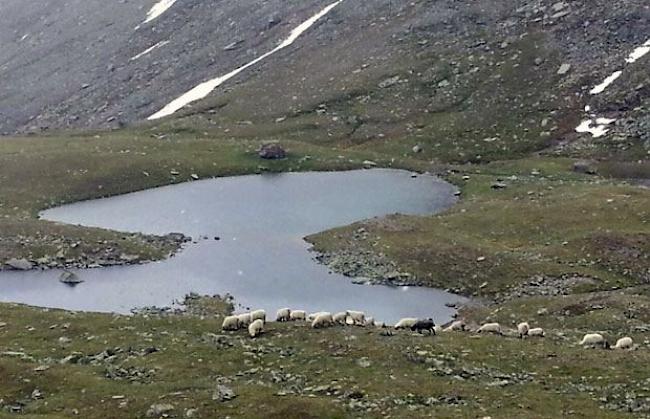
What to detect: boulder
<box><xmin>5</xmin><ymin>258</ymin><xmax>33</xmax><ymax>270</ymax></box>
<box><xmin>573</xmin><ymin>161</ymin><xmax>597</xmax><ymax>175</ymax></box>
<box><xmin>258</xmin><ymin>143</ymin><xmax>286</xmax><ymax>160</ymax></box>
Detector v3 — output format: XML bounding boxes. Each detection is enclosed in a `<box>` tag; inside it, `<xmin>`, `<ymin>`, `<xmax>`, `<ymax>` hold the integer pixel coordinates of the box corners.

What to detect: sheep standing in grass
<box><xmin>248</xmin><ymin>319</ymin><xmax>264</xmax><ymax>338</ymax></box>
<box><xmin>222</xmin><ymin>315</ymin><xmax>240</xmax><ymax>331</ymax></box>
<box><xmin>311</xmin><ymin>312</ymin><xmax>334</xmax><ymax>329</ymax></box>
<box><xmin>444</xmin><ymin>320</ymin><xmax>466</xmax><ymax>332</ymax></box>
<box><xmin>527</xmin><ymin>327</ymin><xmax>545</xmax><ymax>337</ymax></box>
<box><xmin>347</xmin><ymin>310</ymin><xmax>366</xmax><ymax>326</ymax></box>
<box><xmin>580</xmin><ymin>333</ymin><xmax>609</xmax><ymax>348</ymax></box>
<box><xmin>290</xmin><ymin>310</ymin><xmax>306</xmax><ymax>321</ymax></box>
<box><xmin>477</xmin><ymin>322</ymin><xmax>502</xmax><ymax>335</ymax></box>
<box><xmin>613</xmin><ymin>336</ymin><xmax>634</xmax><ymax>350</ymax></box>
<box><xmin>333</xmin><ymin>312</ymin><xmax>348</xmax><ymax>325</ymax></box>
<box><xmin>411</xmin><ymin>319</ymin><xmax>436</xmax><ymax>334</ymax></box>
<box><xmin>517</xmin><ymin>322</ymin><xmax>530</xmax><ymax>338</ymax></box>
<box><xmin>237</xmin><ymin>313</ymin><xmax>252</xmax><ymax>328</ymax></box>
<box><xmin>251</xmin><ymin>309</ymin><xmax>266</xmax><ymax>323</ymax></box>
<box><xmin>307</xmin><ymin>312</ymin><xmax>327</xmax><ymax>322</ymax></box>
<box><xmin>276</xmin><ymin>308</ymin><xmax>291</xmax><ymax>322</ymax></box>
<box><xmin>394</xmin><ymin>318</ymin><xmax>418</xmax><ymax>330</ymax></box>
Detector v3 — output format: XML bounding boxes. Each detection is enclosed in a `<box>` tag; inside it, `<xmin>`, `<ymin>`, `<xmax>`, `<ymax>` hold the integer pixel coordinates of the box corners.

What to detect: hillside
<box><xmin>0</xmin><ymin>0</ymin><xmax>649</xmax><ymax>418</ymax></box>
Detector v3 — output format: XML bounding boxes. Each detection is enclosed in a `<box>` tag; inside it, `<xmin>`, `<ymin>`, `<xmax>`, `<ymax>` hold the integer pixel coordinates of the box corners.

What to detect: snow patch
<box><xmin>576</xmin><ymin>118</ymin><xmax>615</xmax><ymax>138</ymax></box>
<box><xmin>148</xmin><ymin>0</ymin><xmax>343</xmax><ymax>120</ymax></box>
<box><xmin>143</xmin><ymin>0</ymin><xmax>177</xmax><ymax>24</ymax></box>
<box><xmin>625</xmin><ymin>39</ymin><xmax>650</xmax><ymax>64</ymax></box>
<box><xmin>590</xmin><ymin>71</ymin><xmax>622</xmax><ymax>95</ymax></box>
<box><xmin>130</xmin><ymin>41</ymin><xmax>170</xmax><ymax>61</ymax></box>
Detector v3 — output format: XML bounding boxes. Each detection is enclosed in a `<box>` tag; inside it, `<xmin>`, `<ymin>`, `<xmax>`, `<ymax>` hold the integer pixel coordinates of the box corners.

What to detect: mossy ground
<box><xmin>1</xmin><ymin>294</ymin><xmax>650</xmax><ymax>419</ymax></box>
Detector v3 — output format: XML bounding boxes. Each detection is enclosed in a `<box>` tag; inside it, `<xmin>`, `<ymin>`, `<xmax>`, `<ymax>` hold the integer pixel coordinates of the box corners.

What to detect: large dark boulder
<box><xmin>258</xmin><ymin>143</ymin><xmax>286</xmax><ymax>160</ymax></box>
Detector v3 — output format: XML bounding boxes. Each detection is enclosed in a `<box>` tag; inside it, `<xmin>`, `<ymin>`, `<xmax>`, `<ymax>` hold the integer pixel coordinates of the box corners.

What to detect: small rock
<box><xmin>491</xmin><ymin>182</ymin><xmax>507</xmax><ymax>189</ymax></box>
<box><xmin>5</xmin><ymin>258</ymin><xmax>33</xmax><ymax>270</ymax></box>
<box><xmin>362</xmin><ymin>160</ymin><xmax>378</xmax><ymax>168</ymax></box>
<box><xmin>378</xmin><ymin>75</ymin><xmax>400</xmax><ymax>88</ymax></box>
<box><xmin>213</xmin><ymin>384</ymin><xmax>237</xmax><ymax>402</ymax></box>
<box><xmin>146</xmin><ymin>403</ymin><xmax>175</xmax><ymax>418</ymax></box>
<box><xmin>412</xmin><ymin>145</ymin><xmax>423</xmax><ymax>153</ymax></box>
<box><xmin>191</xmin><ymin>174</ymin><xmax>199</xmax><ymax>180</ymax></box>
<box><xmin>357</xmin><ymin>357</ymin><xmax>372</xmax><ymax>368</ymax></box>
<box><xmin>557</xmin><ymin>63</ymin><xmax>571</xmax><ymax>75</ymax></box>
<box><xmin>59</xmin><ymin>271</ymin><xmax>83</xmax><ymax>286</ymax></box>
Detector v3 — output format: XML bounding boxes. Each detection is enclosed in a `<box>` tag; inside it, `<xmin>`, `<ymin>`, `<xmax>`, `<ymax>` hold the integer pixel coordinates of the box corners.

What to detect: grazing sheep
<box><xmin>276</xmin><ymin>308</ymin><xmax>291</xmax><ymax>322</ymax></box>
<box><xmin>290</xmin><ymin>310</ymin><xmax>306</xmax><ymax>321</ymax></box>
<box><xmin>477</xmin><ymin>322</ymin><xmax>502</xmax><ymax>335</ymax></box>
<box><xmin>527</xmin><ymin>327</ymin><xmax>545</xmax><ymax>337</ymax></box>
<box><xmin>237</xmin><ymin>313</ymin><xmax>252</xmax><ymax>328</ymax></box>
<box><xmin>222</xmin><ymin>315</ymin><xmax>240</xmax><ymax>331</ymax></box>
<box><xmin>580</xmin><ymin>333</ymin><xmax>609</xmax><ymax>348</ymax></box>
<box><xmin>443</xmin><ymin>320</ymin><xmax>466</xmax><ymax>332</ymax></box>
<box><xmin>517</xmin><ymin>322</ymin><xmax>530</xmax><ymax>338</ymax></box>
<box><xmin>333</xmin><ymin>312</ymin><xmax>348</xmax><ymax>325</ymax></box>
<box><xmin>311</xmin><ymin>312</ymin><xmax>334</xmax><ymax>329</ymax></box>
<box><xmin>613</xmin><ymin>336</ymin><xmax>634</xmax><ymax>350</ymax></box>
<box><xmin>248</xmin><ymin>319</ymin><xmax>264</xmax><ymax>338</ymax></box>
<box><xmin>346</xmin><ymin>310</ymin><xmax>366</xmax><ymax>326</ymax></box>
<box><xmin>250</xmin><ymin>309</ymin><xmax>266</xmax><ymax>323</ymax></box>
<box><xmin>411</xmin><ymin>318</ymin><xmax>436</xmax><ymax>334</ymax></box>
<box><xmin>307</xmin><ymin>311</ymin><xmax>327</xmax><ymax>322</ymax></box>
<box><xmin>394</xmin><ymin>318</ymin><xmax>418</xmax><ymax>330</ymax></box>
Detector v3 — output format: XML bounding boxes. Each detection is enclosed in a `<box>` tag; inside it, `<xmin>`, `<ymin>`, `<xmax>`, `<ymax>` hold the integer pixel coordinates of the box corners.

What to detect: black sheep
<box><xmin>411</xmin><ymin>318</ymin><xmax>436</xmax><ymax>334</ymax></box>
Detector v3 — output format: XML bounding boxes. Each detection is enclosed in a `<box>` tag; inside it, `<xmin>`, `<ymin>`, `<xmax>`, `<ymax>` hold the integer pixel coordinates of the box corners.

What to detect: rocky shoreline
<box><xmin>0</xmin><ymin>232</ymin><xmax>189</xmax><ymax>272</ymax></box>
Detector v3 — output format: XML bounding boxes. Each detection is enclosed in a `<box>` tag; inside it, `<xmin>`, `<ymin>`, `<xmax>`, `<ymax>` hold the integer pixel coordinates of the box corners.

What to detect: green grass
<box><xmin>0</xmin><ymin>297</ymin><xmax>649</xmax><ymax>419</ymax></box>
<box><xmin>308</xmin><ymin>159</ymin><xmax>650</xmax><ymax>296</ymax></box>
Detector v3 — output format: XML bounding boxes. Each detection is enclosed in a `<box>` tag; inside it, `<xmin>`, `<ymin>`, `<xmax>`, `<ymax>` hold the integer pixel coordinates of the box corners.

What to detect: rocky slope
<box><xmin>1</xmin><ymin>0</ymin><xmax>648</xmax><ymax>167</ymax></box>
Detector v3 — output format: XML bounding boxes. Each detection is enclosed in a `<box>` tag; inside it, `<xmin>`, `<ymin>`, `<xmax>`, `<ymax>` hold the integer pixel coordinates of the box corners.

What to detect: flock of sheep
<box><xmin>221</xmin><ymin>308</ymin><xmax>636</xmax><ymax>350</ymax></box>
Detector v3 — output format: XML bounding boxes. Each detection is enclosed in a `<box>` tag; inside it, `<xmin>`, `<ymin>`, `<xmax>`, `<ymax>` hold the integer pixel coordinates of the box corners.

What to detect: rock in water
<box><xmin>5</xmin><ymin>258</ymin><xmax>32</xmax><ymax>270</ymax></box>
<box><xmin>59</xmin><ymin>271</ymin><xmax>84</xmax><ymax>286</ymax></box>
<box><xmin>258</xmin><ymin>143</ymin><xmax>286</xmax><ymax>159</ymax></box>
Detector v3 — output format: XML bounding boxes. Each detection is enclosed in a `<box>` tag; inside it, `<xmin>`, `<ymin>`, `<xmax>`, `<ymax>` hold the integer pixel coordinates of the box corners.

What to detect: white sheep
<box><xmin>346</xmin><ymin>310</ymin><xmax>366</xmax><ymax>326</ymax></box>
<box><xmin>394</xmin><ymin>318</ymin><xmax>418</xmax><ymax>330</ymax></box>
<box><xmin>222</xmin><ymin>315</ymin><xmax>240</xmax><ymax>331</ymax></box>
<box><xmin>613</xmin><ymin>336</ymin><xmax>633</xmax><ymax>350</ymax></box>
<box><xmin>307</xmin><ymin>311</ymin><xmax>327</xmax><ymax>322</ymax></box>
<box><xmin>527</xmin><ymin>327</ymin><xmax>545</xmax><ymax>337</ymax></box>
<box><xmin>443</xmin><ymin>320</ymin><xmax>466</xmax><ymax>332</ymax></box>
<box><xmin>237</xmin><ymin>313</ymin><xmax>252</xmax><ymax>328</ymax></box>
<box><xmin>365</xmin><ymin>317</ymin><xmax>375</xmax><ymax>327</ymax></box>
<box><xmin>476</xmin><ymin>322</ymin><xmax>502</xmax><ymax>335</ymax></box>
<box><xmin>333</xmin><ymin>312</ymin><xmax>348</xmax><ymax>325</ymax></box>
<box><xmin>276</xmin><ymin>308</ymin><xmax>291</xmax><ymax>322</ymax></box>
<box><xmin>580</xmin><ymin>333</ymin><xmax>608</xmax><ymax>348</ymax></box>
<box><xmin>250</xmin><ymin>309</ymin><xmax>266</xmax><ymax>323</ymax></box>
<box><xmin>290</xmin><ymin>310</ymin><xmax>306</xmax><ymax>321</ymax></box>
<box><xmin>311</xmin><ymin>312</ymin><xmax>334</xmax><ymax>329</ymax></box>
<box><xmin>517</xmin><ymin>322</ymin><xmax>530</xmax><ymax>338</ymax></box>
<box><xmin>248</xmin><ymin>319</ymin><xmax>264</xmax><ymax>338</ymax></box>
